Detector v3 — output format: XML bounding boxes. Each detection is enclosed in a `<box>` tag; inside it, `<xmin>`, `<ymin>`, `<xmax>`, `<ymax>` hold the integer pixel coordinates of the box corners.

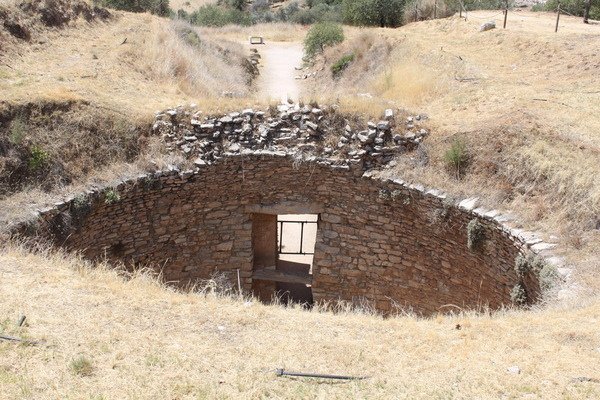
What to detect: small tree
<box><xmin>444</xmin><ymin>138</ymin><xmax>469</xmax><ymax>180</ymax></box>
<box><xmin>342</xmin><ymin>0</ymin><xmax>404</xmax><ymax>27</ymax></box>
<box><xmin>304</xmin><ymin>22</ymin><xmax>344</xmax><ymax>59</ymax></box>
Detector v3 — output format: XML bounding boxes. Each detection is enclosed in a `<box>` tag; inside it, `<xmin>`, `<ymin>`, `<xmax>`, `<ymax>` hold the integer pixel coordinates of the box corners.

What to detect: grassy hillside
<box><xmin>304</xmin><ymin>12</ymin><xmax>600</xmax><ymax>282</ymax></box>
<box><xmin>1</xmin><ymin>4</ymin><xmax>600</xmax><ymax>399</ymax></box>
<box><xmin>0</xmin><ymin>3</ymin><xmax>258</xmax><ymax>222</ymax></box>
<box><xmin>1</xmin><ymin>243</ymin><xmax>600</xmax><ymax>399</ymax></box>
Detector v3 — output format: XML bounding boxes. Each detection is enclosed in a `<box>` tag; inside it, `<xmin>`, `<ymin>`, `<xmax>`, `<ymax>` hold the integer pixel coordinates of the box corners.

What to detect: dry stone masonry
<box><xmin>152</xmin><ymin>103</ymin><xmax>429</xmax><ymax>171</ymax></box>
<box><xmin>11</xmin><ymin>105</ymin><xmax>568</xmax><ymax>315</ymax></box>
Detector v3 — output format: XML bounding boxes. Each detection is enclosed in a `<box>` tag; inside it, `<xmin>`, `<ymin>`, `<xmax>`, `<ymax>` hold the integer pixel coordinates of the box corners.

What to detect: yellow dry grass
<box><xmin>1</xmin><ymin>243</ymin><xmax>600</xmax><ymax>399</ymax></box>
<box><xmin>199</xmin><ymin>22</ymin><xmax>310</xmax><ymax>43</ymax></box>
<box><xmin>305</xmin><ymin>11</ymin><xmax>600</xmax><ymax>264</ymax></box>
<box><xmin>0</xmin><ymin>11</ymin><xmax>261</xmax><ymax>117</ymax></box>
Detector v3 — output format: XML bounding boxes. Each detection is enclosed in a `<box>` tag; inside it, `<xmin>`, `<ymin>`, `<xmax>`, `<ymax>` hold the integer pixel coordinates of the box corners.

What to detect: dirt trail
<box><xmin>254</xmin><ymin>41</ymin><xmax>304</xmax><ymax>103</ymax></box>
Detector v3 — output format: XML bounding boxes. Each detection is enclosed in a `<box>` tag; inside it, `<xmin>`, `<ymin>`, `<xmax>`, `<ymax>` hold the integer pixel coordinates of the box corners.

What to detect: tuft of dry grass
<box><xmin>137</xmin><ymin>20</ymin><xmax>252</xmax><ymax>97</ymax></box>
<box><xmin>372</xmin><ymin>62</ymin><xmax>445</xmax><ymax>107</ymax></box>
<box><xmin>0</xmin><ymin>11</ymin><xmax>260</xmax><ymax>117</ymax></box>
<box><xmin>1</xmin><ymin>243</ymin><xmax>600</xmax><ymax>399</ymax></box>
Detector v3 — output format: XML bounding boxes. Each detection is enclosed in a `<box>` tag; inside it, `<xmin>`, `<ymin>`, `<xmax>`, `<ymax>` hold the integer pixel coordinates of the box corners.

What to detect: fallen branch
<box><xmin>275</xmin><ymin>368</ymin><xmax>368</xmax><ymax>380</ymax></box>
<box><xmin>0</xmin><ymin>334</ymin><xmax>39</xmax><ymax>346</ymax></box>
<box><xmin>454</xmin><ymin>73</ymin><xmax>478</xmax><ymax>82</ymax></box>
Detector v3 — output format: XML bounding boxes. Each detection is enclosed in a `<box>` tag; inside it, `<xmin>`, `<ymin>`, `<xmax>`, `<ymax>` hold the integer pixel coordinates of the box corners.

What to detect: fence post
<box><xmin>555</xmin><ymin>1</ymin><xmax>561</xmax><ymax>33</ymax></box>
<box><xmin>434</xmin><ymin>0</ymin><xmax>437</xmax><ymax>19</ymax></box>
<box><xmin>503</xmin><ymin>0</ymin><xmax>508</xmax><ymax>28</ymax></box>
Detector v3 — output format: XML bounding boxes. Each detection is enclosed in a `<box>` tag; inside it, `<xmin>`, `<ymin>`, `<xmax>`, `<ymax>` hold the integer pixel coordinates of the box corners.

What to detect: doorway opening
<box><xmin>251</xmin><ymin>213</ymin><xmax>318</xmax><ymax>306</ymax></box>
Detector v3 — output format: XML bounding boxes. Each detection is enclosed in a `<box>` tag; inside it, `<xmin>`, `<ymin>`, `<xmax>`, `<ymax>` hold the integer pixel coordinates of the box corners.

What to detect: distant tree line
<box><xmin>93</xmin><ymin>0</ymin><xmax>171</xmax><ymax>16</ymax></box>
<box><xmin>93</xmin><ymin>0</ymin><xmax>599</xmax><ymax>26</ymax></box>
<box><xmin>181</xmin><ymin>0</ymin><xmax>406</xmax><ymax>28</ymax></box>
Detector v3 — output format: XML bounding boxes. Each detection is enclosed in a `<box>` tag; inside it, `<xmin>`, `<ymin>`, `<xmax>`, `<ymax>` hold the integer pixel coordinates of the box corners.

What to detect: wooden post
<box><xmin>434</xmin><ymin>0</ymin><xmax>437</xmax><ymax>19</ymax></box>
<box><xmin>555</xmin><ymin>2</ymin><xmax>561</xmax><ymax>33</ymax></box>
<box><xmin>503</xmin><ymin>0</ymin><xmax>508</xmax><ymax>28</ymax></box>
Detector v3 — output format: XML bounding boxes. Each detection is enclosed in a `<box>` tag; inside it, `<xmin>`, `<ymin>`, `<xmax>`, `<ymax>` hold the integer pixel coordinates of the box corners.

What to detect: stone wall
<box><xmin>20</xmin><ymin>152</ymin><xmax>547</xmax><ymax>314</ymax></box>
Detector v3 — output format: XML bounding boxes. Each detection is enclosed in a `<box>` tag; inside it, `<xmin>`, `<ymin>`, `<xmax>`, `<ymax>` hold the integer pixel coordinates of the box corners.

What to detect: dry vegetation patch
<box><xmin>304</xmin><ymin>12</ymin><xmax>600</xmax><ymax>278</ymax></box>
<box><xmin>1</xmin><ymin>244</ymin><xmax>600</xmax><ymax>399</ymax></box>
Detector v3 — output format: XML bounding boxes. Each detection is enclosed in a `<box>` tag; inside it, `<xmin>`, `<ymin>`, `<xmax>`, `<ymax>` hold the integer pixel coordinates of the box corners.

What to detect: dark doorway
<box><xmin>251</xmin><ymin>213</ymin><xmax>318</xmax><ymax>306</ymax></box>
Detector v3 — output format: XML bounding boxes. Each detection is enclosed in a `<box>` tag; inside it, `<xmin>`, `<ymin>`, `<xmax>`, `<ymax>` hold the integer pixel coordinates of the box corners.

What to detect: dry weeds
<box><xmin>0</xmin><ymin>243</ymin><xmax>599</xmax><ymax>399</ymax></box>
<box><xmin>305</xmin><ymin>11</ymin><xmax>600</xmax><ymax>273</ymax></box>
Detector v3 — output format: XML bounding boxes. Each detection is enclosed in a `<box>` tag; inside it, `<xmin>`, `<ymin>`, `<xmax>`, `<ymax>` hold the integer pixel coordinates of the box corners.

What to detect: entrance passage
<box><xmin>251</xmin><ymin>213</ymin><xmax>318</xmax><ymax>305</ymax></box>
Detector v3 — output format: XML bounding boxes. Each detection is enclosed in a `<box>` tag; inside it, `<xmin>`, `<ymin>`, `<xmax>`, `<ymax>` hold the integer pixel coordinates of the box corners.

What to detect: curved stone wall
<box><xmin>21</xmin><ymin>152</ymin><xmax>545</xmax><ymax>314</ymax></box>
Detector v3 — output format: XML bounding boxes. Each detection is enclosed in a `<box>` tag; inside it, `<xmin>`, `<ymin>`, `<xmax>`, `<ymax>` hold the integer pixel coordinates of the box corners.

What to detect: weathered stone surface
<box><xmin>20</xmin><ymin>154</ymin><xmax>542</xmax><ymax>315</ymax></box>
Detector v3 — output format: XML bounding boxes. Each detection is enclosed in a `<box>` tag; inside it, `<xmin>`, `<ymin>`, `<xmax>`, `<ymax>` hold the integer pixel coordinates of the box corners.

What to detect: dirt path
<box><xmin>254</xmin><ymin>41</ymin><xmax>304</xmax><ymax>103</ymax></box>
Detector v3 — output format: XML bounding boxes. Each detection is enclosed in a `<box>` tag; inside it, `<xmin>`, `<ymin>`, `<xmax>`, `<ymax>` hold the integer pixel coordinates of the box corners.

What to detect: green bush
<box><xmin>9</xmin><ymin>117</ymin><xmax>26</xmax><ymax>145</ymax></box>
<box><xmin>95</xmin><ymin>0</ymin><xmax>171</xmax><ymax>16</ymax></box>
<box><xmin>190</xmin><ymin>4</ymin><xmax>253</xmax><ymax>26</ymax></box>
<box><xmin>444</xmin><ymin>138</ymin><xmax>469</xmax><ymax>179</ymax></box>
<box><xmin>28</xmin><ymin>146</ymin><xmax>49</xmax><ymax>171</ymax></box>
<box><xmin>291</xmin><ymin>2</ymin><xmax>343</xmax><ymax>23</ymax></box>
<box><xmin>304</xmin><ymin>22</ymin><xmax>344</xmax><ymax>59</ymax></box>
<box><xmin>539</xmin><ymin>264</ymin><xmax>561</xmax><ymax>292</ymax></box>
<box><xmin>342</xmin><ymin>0</ymin><xmax>405</xmax><ymax>27</ymax></box>
<box><xmin>510</xmin><ymin>283</ymin><xmax>527</xmax><ymax>305</ymax></box>
<box><xmin>70</xmin><ymin>356</ymin><xmax>94</xmax><ymax>376</ymax></box>
<box><xmin>331</xmin><ymin>53</ymin><xmax>355</xmax><ymax>76</ymax></box>
<box><xmin>104</xmin><ymin>189</ymin><xmax>121</xmax><ymax>204</ymax></box>
<box><xmin>466</xmin><ymin>218</ymin><xmax>485</xmax><ymax>251</ymax></box>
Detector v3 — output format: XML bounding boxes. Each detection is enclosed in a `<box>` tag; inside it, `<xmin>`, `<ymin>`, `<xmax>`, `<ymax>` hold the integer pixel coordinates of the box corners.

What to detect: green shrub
<box><xmin>28</xmin><ymin>146</ymin><xmax>49</xmax><ymax>171</ymax></box>
<box><xmin>221</xmin><ymin>0</ymin><xmax>246</xmax><ymax>10</ymax></box>
<box><xmin>514</xmin><ymin>254</ymin><xmax>530</xmax><ymax>278</ymax></box>
<box><xmin>342</xmin><ymin>0</ymin><xmax>405</xmax><ymax>27</ymax></box>
<box><xmin>331</xmin><ymin>53</ymin><xmax>355</xmax><ymax>76</ymax></box>
<box><xmin>510</xmin><ymin>283</ymin><xmax>527</xmax><ymax>305</ymax></box>
<box><xmin>95</xmin><ymin>0</ymin><xmax>172</xmax><ymax>16</ymax></box>
<box><xmin>304</xmin><ymin>22</ymin><xmax>344</xmax><ymax>59</ymax></box>
<box><xmin>292</xmin><ymin>2</ymin><xmax>343</xmax><ymax>23</ymax></box>
<box><xmin>466</xmin><ymin>218</ymin><xmax>485</xmax><ymax>251</ymax></box>
<box><xmin>539</xmin><ymin>264</ymin><xmax>561</xmax><ymax>292</ymax></box>
<box><xmin>444</xmin><ymin>138</ymin><xmax>469</xmax><ymax>179</ymax></box>
<box><xmin>9</xmin><ymin>117</ymin><xmax>26</xmax><ymax>145</ymax></box>
<box><xmin>70</xmin><ymin>356</ymin><xmax>94</xmax><ymax>376</ymax></box>
<box><xmin>104</xmin><ymin>189</ymin><xmax>121</xmax><ymax>204</ymax></box>
<box><xmin>190</xmin><ymin>4</ymin><xmax>253</xmax><ymax>26</ymax></box>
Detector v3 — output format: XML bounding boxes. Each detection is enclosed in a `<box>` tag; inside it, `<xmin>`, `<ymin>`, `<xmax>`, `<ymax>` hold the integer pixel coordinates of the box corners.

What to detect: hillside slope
<box><xmin>305</xmin><ymin>12</ymin><xmax>600</xmax><ymax>283</ymax></box>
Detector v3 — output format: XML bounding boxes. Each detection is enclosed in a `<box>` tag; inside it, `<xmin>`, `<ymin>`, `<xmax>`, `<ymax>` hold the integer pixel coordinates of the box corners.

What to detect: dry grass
<box><xmin>0</xmin><ymin>11</ymin><xmax>260</xmax><ymax>117</ymax></box>
<box><xmin>1</xmin><ymin>243</ymin><xmax>600</xmax><ymax>399</ymax></box>
<box><xmin>0</xmin><ymin>133</ymin><xmax>187</xmax><ymax>230</ymax></box>
<box><xmin>198</xmin><ymin>22</ymin><xmax>310</xmax><ymax>43</ymax></box>
<box><xmin>305</xmin><ymin>11</ymin><xmax>600</xmax><ymax>252</ymax></box>
<box><xmin>138</xmin><ymin>20</ymin><xmax>252</xmax><ymax>97</ymax></box>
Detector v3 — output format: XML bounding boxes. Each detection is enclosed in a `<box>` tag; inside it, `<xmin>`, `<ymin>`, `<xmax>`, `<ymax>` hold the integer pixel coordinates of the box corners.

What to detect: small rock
<box><xmin>306</xmin><ymin>121</ymin><xmax>319</xmax><ymax>131</ymax></box>
<box><xmin>480</xmin><ymin>21</ymin><xmax>496</xmax><ymax>32</ymax></box>
<box><xmin>507</xmin><ymin>366</ymin><xmax>521</xmax><ymax>375</ymax></box>
<box><xmin>384</xmin><ymin>109</ymin><xmax>394</xmax><ymax>120</ymax></box>
<box><xmin>377</xmin><ymin>120</ymin><xmax>390</xmax><ymax>130</ymax></box>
